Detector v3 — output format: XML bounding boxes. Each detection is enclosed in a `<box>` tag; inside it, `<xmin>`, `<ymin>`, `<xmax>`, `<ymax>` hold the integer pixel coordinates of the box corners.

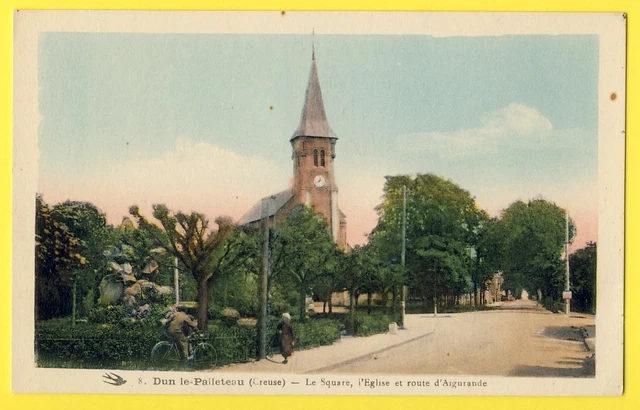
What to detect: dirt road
<box><xmin>216</xmin><ymin>299</ymin><xmax>594</xmax><ymax>377</ymax></box>
<box><xmin>332</xmin><ymin>299</ymin><xmax>594</xmax><ymax>376</ymax></box>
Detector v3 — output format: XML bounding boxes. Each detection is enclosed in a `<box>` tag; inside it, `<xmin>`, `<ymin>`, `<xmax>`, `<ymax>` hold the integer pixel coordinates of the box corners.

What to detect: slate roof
<box><xmin>291</xmin><ymin>50</ymin><xmax>336</xmax><ymax>140</ymax></box>
<box><xmin>238</xmin><ymin>189</ymin><xmax>294</xmax><ymax>225</ymax></box>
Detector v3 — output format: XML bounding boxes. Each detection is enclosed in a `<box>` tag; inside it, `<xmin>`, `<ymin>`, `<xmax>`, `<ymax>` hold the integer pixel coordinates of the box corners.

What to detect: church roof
<box><xmin>238</xmin><ymin>189</ymin><xmax>293</xmax><ymax>225</ymax></box>
<box><xmin>291</xmin><ymin>50</ymin><xmax>336</xmax><ymax>141</ymax></box>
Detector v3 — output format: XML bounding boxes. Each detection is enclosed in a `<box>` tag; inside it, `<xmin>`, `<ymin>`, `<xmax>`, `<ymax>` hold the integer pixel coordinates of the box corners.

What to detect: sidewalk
<box><xmin>212</xmin><ymin>314</ymin><xmax>436</xmax><ymax>374</ymax></box>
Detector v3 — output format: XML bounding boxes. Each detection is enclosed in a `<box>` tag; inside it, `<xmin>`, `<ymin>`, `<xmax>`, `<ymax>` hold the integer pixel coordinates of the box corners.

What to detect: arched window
<box><xmin>313</xmin><ymin>149</ymin><xmax>318</xmax><ymax>166</ymax></box>
<box><xmin>320</xmin><ymin>150</ymin><xmax>325</xmax><ymax>167</ymax></box>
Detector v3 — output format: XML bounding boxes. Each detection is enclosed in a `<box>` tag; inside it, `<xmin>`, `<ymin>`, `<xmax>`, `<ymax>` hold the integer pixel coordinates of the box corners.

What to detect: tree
<box><xmin>269</xmin><ymin>207</ymin><xmax>339</xmax><ymax>321</ymax></box>
<box><xmin>371</xmin><ymin>174</ymin><xmax>484</xmax><ymax>312</ymax></box>
<box><xmin>129</xmin><ymin>205</ymin><xmax>235</xmax><ymax>331</ymax></box>
<box><xmin>570</xmin><ymin>242</ymin><xmax>597</xmax><ymax>314</ymax></box>
<box><xmin>500</xmin><ymin>198</ymin><xmax>576</xmax><ymax>308</ymax></box>
<box><xmin>312</xmin><ymin>248</ymin><xmax>343</xmax><ymax>314</ymax></box>
<box><xmin>341</xmin><ymin>246</ymin><xmax>365</xmax><ymax>318</ymax></box>
<box><xmin>51</xmin><ymin>201</ymin><xmax>116</xmax><ymax>321</ymax></box>
<box><xmin>358</xmin><ymin>245</ymin><xmax>382</xmax><ymax>314</ymax></box>
<box><xmin>473</xmin><ymin>217</ymin><xmax>504</xmax><ymax>305</ymax></box>
<box><xmin>372</xmin><ymin>257</ymin><xmax>406</xmax><ymax>314</ymax></box>
<box><xmin>208</xmin><ymin>228</ymin><xmax>261</xmax><ymax>317</ymax></box>
<box><xmin>35</xmin><ymin>195</ymin><xmax>87</xmax><ymax>320</ymax></box>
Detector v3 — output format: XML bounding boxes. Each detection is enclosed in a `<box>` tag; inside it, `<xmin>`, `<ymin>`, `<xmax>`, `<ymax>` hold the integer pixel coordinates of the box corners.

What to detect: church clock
<box><xmin>314</xmin><ymin>175</ymin><xmax>326</xmax><ymax>188</ymax></box>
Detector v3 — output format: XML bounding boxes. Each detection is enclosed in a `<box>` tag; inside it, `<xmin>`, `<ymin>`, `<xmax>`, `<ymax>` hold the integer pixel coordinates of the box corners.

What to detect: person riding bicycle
<box><xmin>164</xmin><ymin>305</ymin><xmax>199</xmax><ymax>361</ymax></box>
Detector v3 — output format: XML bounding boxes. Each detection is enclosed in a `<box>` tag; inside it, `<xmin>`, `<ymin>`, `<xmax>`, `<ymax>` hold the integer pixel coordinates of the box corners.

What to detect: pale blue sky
<box><xmin>38</xmin><ymin>33</ymin><xmax>598</xmax><ymax>247</ymax></box>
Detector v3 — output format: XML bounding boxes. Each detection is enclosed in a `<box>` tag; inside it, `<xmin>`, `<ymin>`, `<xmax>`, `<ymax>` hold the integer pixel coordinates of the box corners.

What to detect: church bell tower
<box><xmin>290</xmin><ymin>50</ymin><xmax>346</xmax><ymax>248</ymax></box>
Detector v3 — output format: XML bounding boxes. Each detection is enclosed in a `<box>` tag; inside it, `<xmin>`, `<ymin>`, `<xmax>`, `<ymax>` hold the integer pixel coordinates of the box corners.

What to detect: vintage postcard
<box><xmin>12</xmin><ymin>11</ymin><xmax>625</xmax><ymax>396</ymax></box>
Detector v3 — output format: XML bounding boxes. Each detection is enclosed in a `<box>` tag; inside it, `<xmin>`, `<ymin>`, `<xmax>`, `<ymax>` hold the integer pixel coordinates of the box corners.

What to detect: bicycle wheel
<box><xmin>151</xmin><ymin>341</ymin><xmax>180</xmax><ymax>366</ymax></box>
<box><xmin>193</xmin><ymin>342</ymin><xmax>217</xmax><ymax>369</ymax></box>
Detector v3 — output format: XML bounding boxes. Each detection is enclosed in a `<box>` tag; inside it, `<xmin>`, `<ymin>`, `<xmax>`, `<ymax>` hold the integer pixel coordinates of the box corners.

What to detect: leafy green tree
<box><xmin>371</xmin><ymin>174</ymin><xmax>483</xmax><ymax>311</ymax></box>
<box><xmin>358</xmin><ymin>245</ymin><xmax>382</xmax><ymax>314</ymax></box>
<box><xmin>269</xmin><ymin>207</ymin><xmax>339</xmax><ymax>321</ymax></box>
<box><xmin>35</xmin><ymin>195</ymin><xmax>87</xmax><ymax>320</ymax></box>
<box><xmin>341</xmin><ymin>246</ymin><xmax>365</xmax><ymax>316</ymax></box>
<box><xmin>500</xmin><ymin>198</ymin><xmax>576</xmax><ymax>308</ymax></box>
<box><xmin>570</xmin><ymin>242</ymin><xmax>597</xmax><ymax>314</ymax></box>
<box><xmin>209</xmin><ymin>228</ymin><xmax>261</xmax><ymax>317</ymax></box>
<box><xmin>129</xmin><ymin>204</ymin><xmax>235</xmax><ymax>331</ymax></box>
<box><xmin>472</xmin><ymin>216</ymin><xmax>504</xmax><ymax>305</ymax></box>
<box><xmin>51</xmin><ymin>201</ymin><xmax>117</xmax><ymax>318</ymax></box>
<box><xmin>379</xmin><ymin>264</ymin><xmax>407</xmax><ymax>313</ymax></box>
<box><xmin>312</xmin><ymin>248</ymin><xmax>343</xmax><ymax>314</ymax></box>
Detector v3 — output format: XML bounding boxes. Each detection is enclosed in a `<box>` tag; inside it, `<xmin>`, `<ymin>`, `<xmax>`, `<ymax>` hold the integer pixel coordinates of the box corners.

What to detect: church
<box><xmin>239</xmin><ymin>50</ymin><xmax>348</xmax><ymax>250</ymax></box>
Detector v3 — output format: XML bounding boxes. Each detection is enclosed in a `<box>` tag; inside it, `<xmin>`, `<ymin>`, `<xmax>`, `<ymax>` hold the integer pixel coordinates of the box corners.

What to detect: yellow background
<box><xmin>1</xmin><ymin>1</ymin><xmax>636</xmax><ymax>409</ymax></box>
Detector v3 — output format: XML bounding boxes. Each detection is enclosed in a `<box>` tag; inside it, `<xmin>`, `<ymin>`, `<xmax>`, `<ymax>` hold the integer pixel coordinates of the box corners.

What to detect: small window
<box><xmin>320</xmin><ymin>150</ymin><xmax>325</xmax><ymax>167</ymax></box>
<box><xmin>313</xmin><ymin>149</ymin><xmax>318</xmax><ymax>166</ymax></box>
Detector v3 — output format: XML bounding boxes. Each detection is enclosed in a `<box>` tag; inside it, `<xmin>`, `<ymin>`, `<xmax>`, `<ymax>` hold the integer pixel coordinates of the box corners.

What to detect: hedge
<box><xmin>349</xmin><ymin>313</ymin><xmax>398</xmax><ymax>337</ymax></box>
<box><xmin>35</xmin><ymin>314</ymin><xmax>380</xmax><ymax>370</ymax></box>
<box><xmin>35</xmin><ymin>318</ymin><xmax>165</xmax><ymax>369</ymax></box>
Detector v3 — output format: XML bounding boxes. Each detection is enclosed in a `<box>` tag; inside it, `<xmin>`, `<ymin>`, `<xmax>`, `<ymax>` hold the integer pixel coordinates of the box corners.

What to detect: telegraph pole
<box><xmin>565</xmin><ymin>210</ymin><xmax>571</xmax><ymax>316</ymax></box>
<box><xmin>401</xmin><ymin>185</ymin><xmax>407</xmax><ymax>328</ymax></box>
<box><xmin>257</xmin><ymin>198</ymin><xmax>269</xmax><ymax>359</ymax></box>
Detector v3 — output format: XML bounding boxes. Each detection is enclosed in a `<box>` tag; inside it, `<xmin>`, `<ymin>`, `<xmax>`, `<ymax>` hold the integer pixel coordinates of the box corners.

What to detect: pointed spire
<box><xmin>291</xmin><ymin>47</ymin><xmax>333</xmax><ymax>140</ymax></box>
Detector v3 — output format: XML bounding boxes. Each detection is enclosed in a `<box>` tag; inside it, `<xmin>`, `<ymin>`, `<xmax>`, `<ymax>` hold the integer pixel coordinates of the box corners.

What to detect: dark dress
<box><xmin>278</xmin><ymin>320</ymin><xmax>295</xmax><ymax>361</ymax></box>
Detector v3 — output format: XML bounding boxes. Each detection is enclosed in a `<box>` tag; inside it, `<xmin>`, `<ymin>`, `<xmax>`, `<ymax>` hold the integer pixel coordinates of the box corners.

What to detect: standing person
<box><xmin>164</xmin><ymin>305</ymin><xmax>199</xmax><ymax>361</ymax></box>
<box><xmin>278</xmin><ymin>312</ymin><xmax>295</xmax><ymax>364</ymax></box>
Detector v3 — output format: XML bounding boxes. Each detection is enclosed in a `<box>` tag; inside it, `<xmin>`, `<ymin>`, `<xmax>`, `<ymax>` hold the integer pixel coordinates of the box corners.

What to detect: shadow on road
<box><xmin>542</xmin><ymin>326</ymin><xmax>584</xmax><ymax>342</ymax></box>
<box><xmin>509</xmin><ymin>354</ymin><xmax>595</xmax><ymax>378</ymax></box>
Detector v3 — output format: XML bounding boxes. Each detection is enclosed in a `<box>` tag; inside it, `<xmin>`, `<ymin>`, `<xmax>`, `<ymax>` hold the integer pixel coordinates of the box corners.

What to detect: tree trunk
<box><xmin>349</xmin><ymin>290</ymin><xmax>356</xmax><ymax>322</ymax></box>
<box><xmin>367</xmin><ymin>292</ymin><xmax>372</xmax><ymax>314</ymax></box>
<box><xmin>323</xmin><ymin>300</ymin><xmax>327</xmax><ymax>314</ymax></box>
<box><xmin>71</xmin><ymin>277</ymin><xmax>77</xmax><ymax>326</ymax></box>
<box><xmin>381</xmin><ymin>290</ymin><xmax>389</xmax><ymax>310</ymax></box>
<box><xmin>328</xmin><ymin>298</ymin><xmax>333</xmax><ymax>314</ymax></box>
<box><xmin>473</xmin><ymin>282</ymin><xmax>478</xmax><ymax>306</ymax></box>
<box><xmin>299</xmin><ymin>290</ymin><xmax>306</xmax><ymax>322</ymax></box>
<box><xmin>196</xmin><ymin>277</ymin><xmax>209</xmax><ymax>332</ymax></box>
<box><xmin>392</xmin><ymin>286</ymin><xmax>398</xmax><ymax>315</ymax></box>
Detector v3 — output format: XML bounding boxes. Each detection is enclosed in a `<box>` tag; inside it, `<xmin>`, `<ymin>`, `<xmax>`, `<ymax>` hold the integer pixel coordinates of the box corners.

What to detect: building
<box><xmin>239</xmin><ymin>50</ymin><xmax>348</xmax><ymax>250</ymax></box>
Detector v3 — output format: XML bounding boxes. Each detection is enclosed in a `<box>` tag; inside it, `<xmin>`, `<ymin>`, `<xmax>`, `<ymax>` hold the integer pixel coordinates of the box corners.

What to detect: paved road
<box><xmin>215</xmin><ymin>299</ymin><xmax>595</xmax><ymax>377</ymax></box>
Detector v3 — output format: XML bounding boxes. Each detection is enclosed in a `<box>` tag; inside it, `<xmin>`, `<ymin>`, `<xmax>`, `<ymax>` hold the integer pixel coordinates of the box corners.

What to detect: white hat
<box><xmin>282</xmin><ymin>312</ymin><xmax>291</xmax><ymax>320</ymax></box>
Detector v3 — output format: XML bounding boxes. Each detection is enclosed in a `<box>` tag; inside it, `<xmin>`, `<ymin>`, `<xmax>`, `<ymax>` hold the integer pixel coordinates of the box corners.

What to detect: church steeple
<box><xmin>291</xmin><ymin>50</ymin><xmax>334</xmax><ymax>140</ymax></box>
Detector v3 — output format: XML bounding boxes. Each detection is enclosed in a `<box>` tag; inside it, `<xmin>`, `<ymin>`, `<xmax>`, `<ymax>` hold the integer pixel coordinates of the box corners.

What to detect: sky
<box><xmin>37</xmin><ymin>33</ymin><xmax>599</xmax><ymax>250</ymax></box>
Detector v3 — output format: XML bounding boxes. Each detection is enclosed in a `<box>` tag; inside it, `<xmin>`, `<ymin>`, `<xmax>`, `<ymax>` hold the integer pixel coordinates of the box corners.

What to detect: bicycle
<box><xmin>151</xmin><ymin>333</ymin><xmax>217</xmax><ymax>369</ymax></box>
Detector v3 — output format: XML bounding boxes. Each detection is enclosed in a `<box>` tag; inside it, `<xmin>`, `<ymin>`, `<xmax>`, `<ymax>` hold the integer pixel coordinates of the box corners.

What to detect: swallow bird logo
<box><xmin>103</xmin><ymin>372</ymin><xmax>127</xmax><ymax>386</ymax></box>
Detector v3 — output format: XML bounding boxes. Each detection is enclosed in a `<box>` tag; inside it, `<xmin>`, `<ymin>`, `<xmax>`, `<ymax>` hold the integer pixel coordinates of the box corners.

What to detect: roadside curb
<box><xmin>305</xmin><ymin>330</ymin><xmax>435</xmax><ymax>373</ymax></box>
<box><xmin>581</xmin><ymin>326</ymin><xmax>596</xmax><ymax>352</ymax></box>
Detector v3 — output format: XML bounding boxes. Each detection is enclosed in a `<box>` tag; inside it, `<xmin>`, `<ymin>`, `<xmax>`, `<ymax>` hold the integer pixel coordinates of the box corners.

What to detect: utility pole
<box><xmin>401</xmin><ymin>185</ymin><xmax>407</xmax><ymax>329</ymax></box>
<box><xmin>174</xmin><ymin>257</ymin><xmax>180</xmax><ymax>305</ymax></box>
<box><xmin>565</xmin><ymin>210</ymin><xmax>571</xmax><ymax>316</ymax></box>
<box><xmin>257</xmin><ymin>198</ymin><xmax>269</xmax><ymax>360</ymax></box>
<box><xmin>71</xmin><ymin>276</ymin><xmax>77</xmax><ymax>326</ymax></box>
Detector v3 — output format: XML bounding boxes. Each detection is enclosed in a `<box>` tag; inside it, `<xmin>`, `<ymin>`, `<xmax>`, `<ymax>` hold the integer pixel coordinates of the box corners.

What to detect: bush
<box><xmin>206</xmin><ymin>320</ymin><xmax>256</xmax><ymax>366</ymax></box>
<box><xmin>88</xmin><ymin>305</ymin><xmax>128</xmax><ymax>324</ymax></box>
<box><xmin>220</xmin><ymin>307</ymin><xmax>240</xmax><ymax>327</ymax></box>
<box><xmin>35</xmin><ymin>315</ymin><xmax>344</xmax><ymax>370</ymax></box>
<box><xmin>347</xmin><ymin>313</ymin><xmax>398</xmax><ymax>337</ymax></box>
<box><xmin>291</xmin><ymin>318</ymin><xmax>342</xmax><ymax>349</ymax></box>
<box><xmin>35</xmin><ymin>318</ymin><xmax>165</xmax><ymax>369</ymax></box>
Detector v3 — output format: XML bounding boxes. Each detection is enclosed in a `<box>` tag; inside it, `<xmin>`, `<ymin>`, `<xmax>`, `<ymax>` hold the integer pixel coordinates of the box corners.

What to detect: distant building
<box><xmin>239</xmin><ymin>50</ymin><xmax>347</xmax><ymax>250</ymax></box>
<box><xmin>485</xmin><ymin>272</ymin><xmax>504</xmax><ymax>304</ymax></box>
